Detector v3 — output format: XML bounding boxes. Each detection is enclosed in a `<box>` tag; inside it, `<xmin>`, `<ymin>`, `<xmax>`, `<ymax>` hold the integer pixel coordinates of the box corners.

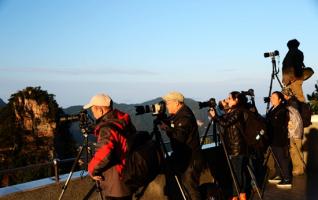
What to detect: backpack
<box><xmin>298</xmin><ymin>102</ymin><xmax>312</xmax><ymax>127</ymax></box>
<box><xmin>287</xmin><ymin>106</ymin><xmax>303</xmax><ymax>139</ymax></box>
<box><xmin>121</xmin><ymin>131</ymin><xmax>163</xmax><ymax>192</ymax></box>
<box><xmin>100</xmin><ymin>120</ymin><xmax>163</xmax><ymax>193</ymax></box>
<box><xmin>242</xmin><ymin>110</ymin><xmax>268</xmax><ymax>152</ymax></box>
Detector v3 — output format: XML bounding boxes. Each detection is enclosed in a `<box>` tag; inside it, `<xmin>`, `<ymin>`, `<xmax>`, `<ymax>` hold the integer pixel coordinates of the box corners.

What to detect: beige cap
<box><xmin>162</xmin><ymin>91</ymin><xmax>184</xmax><ymax>102</ymax></box>
<box><xmin>83</xmin><ymin>93</ymin><xmax>112</xmax><ymax>109</ymax></box>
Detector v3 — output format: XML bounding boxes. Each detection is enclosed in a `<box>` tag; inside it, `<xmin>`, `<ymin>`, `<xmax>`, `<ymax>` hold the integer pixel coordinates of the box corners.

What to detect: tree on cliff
<box><xmin>0</xmin><ymin>86</ymin><xmax>76</xmax><ymax>186</ymax></box>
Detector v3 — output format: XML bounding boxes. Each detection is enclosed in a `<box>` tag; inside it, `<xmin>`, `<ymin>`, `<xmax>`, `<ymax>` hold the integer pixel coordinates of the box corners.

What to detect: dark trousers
<box><xmin>271</xmin><ymin>146</ymin><xmax>291</xmax><ymax>180</ymax></box>
<box><xmin>165</xmin><ymin>159</ymin><xmax>202</xmax><ymax>200</ymax></box>
<box><xmin>181</xmin><ymin>164</ymin><xmax>201</xmax><ymax>200</ymax></box>
<box><xmin>230</xmin><ymin>155</ymin><xmax>249</xmax><ymax>196</ymax></box>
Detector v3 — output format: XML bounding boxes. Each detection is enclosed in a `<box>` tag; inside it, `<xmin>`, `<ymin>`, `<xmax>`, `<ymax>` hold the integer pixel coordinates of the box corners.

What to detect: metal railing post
<box><xmin>53</xmin><ymin>158</ymin><xmax>60</xmax><ymax>184</ymax></box>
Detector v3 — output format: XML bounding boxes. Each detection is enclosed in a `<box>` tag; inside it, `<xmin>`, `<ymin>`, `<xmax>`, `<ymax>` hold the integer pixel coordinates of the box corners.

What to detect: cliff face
<box><xmin>13</xmin><ymin>98</ymin><xmax>56</xmax><ymax>137</ymax></box>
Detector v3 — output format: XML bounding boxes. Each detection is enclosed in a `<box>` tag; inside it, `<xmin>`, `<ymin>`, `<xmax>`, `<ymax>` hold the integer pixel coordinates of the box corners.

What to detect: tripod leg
<box><xmin>82</xmin><ymin>182</ymin><xmax>97</xmax><ymax>200</ymax></box>
<box><xmin>95</xmin><ymin>181</ymin><xmax>104</xmax><ymax>200</ymax></box>
<box><xmin>219</xmin><ymin>133</ymin><xmax>241</xmax><ymax>197</ymax></box>
<box><xmin>265</xmin><ymin>56</ymin><xmax>283</xmax><ymax>113</ymax></box>
<box><xmin>260</xmin><ymin>168</ymin><xmax>269</xmax><ymax>199</ymax></box>
<box><xmin>152</xmin><ymin>121</ymin><xmax>189</xmax><ymax>200</ymax></box>
<box><xmin>174</xmin><ymin>175</ymin><xmax>188</xmax><ymax>200</ymax></box>
<box><xmin>81</xmin><ymin>134</ymin><xmax>89</xmax><ymax>178</ymax></box>
<box><xmin>268</xmin><ymin>146</ymin><xmax>286</xmax><ymax>179</ymax></box>
<box><xmin>259</xmin><ymin>146</ymin><xmax>287</xmax><ymax>199</ymax></box>
<box><xmin>200</xmin><ymin>119</ymin><xmax>213</xmax><ymax>146</ymax></box>
<box><xmin>247</xmin><ymin>165</ymin><xmax>263</xmax><ymax>200</ymax></box>
<box><xmin>81</xmin><ymin>180</ymin><xmax>104</xmax><ymax>200</ymax></box>
<box><xmin>260</xmin><ymin>148</ymin><xmax>272</xmax><ymax>199</ymax></box>
<box><xmin>260</xmin><ymin>149</ymin><xmax>272</xmax><ymax>199</ymax></box>
<box><xmin>58</xmin><ymin>145</ymin><xmax>84</xmax><ymax>200</ymax></box>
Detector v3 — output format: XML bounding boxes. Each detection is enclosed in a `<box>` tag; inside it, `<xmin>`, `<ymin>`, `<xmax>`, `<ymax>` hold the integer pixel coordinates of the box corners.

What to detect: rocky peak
<box><xmin>10</xmin><ymin>87</ymin><xmax>59</xmax><ymax>138</ymax></box>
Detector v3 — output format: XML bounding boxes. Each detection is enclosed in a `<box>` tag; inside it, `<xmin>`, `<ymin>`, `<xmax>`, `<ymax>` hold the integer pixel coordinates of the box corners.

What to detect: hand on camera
<box><xmin>91</xmin><ymin>175</ymin><xmax>104</xmax><ymax>181</ymax></box>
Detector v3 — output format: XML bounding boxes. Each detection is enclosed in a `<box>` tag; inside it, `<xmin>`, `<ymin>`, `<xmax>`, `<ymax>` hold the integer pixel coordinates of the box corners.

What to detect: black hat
<box><xmin>287</xmin><ymin>39</ymin><xmax>300</xmax><ymax>49</ymax></box>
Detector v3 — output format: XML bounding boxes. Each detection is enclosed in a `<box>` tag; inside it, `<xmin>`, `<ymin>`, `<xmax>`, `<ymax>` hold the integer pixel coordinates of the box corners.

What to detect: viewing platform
<box><xmin>1</xmin><ymin>117</ymin><xmax>318</xmax><ymax>200</ymax></box>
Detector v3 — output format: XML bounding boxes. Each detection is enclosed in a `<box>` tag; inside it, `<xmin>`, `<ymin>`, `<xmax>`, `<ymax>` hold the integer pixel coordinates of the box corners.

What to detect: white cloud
<box><xmin>0</xmin><ymin>66</ymin><xmax>158</xmax><ymax>76</ymax></box>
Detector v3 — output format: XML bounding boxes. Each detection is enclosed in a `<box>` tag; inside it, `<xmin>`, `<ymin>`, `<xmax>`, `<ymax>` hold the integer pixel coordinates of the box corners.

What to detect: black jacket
<box><xmin>165</xmin><ymin>105</ymin><xmax>202</xmax><ymax>172</ymax></box>
<box><xmin>214</xmin><ymin>108</ymin><xmax>247</xmax><ymax>156</ymax></box>
<box><xmin>282</xmin><ymin>47</ymin><xmax>304</xmax><ymax>78</ymax></box>
<box><xmin>266</xmin><ymin>104</ymin><xmax>289</xmax><ymax>147</ymax></box>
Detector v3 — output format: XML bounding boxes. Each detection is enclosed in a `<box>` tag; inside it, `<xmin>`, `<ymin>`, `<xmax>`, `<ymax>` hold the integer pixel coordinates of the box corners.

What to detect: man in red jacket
<box><xmin>83</xmin><ymin>93</ymin><xmax>136</xmax><ymax>200</ymax></box>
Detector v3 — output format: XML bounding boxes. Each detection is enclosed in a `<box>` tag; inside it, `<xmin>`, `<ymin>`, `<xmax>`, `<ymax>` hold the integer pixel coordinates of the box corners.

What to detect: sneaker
<box><xmin>277</xmin><ymin>179</ymin><xmax>292</xmax><ymax>189</ymax></box>
<box><xmin>268</xmin><ymin>175</ymin><xmax>282</xmax><ymax>184</ymax></box>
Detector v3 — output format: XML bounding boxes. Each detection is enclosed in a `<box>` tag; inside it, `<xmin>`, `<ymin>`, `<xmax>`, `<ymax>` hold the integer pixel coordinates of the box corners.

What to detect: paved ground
<box><xmin>1</xmin><ymin>172</ymin><xmax>318</xmax><ymax>200</ymax></box>
<box><xmin>262</xmin><ymin>172</ymin><xmax>318</xmax><ymax>200</ymax></box>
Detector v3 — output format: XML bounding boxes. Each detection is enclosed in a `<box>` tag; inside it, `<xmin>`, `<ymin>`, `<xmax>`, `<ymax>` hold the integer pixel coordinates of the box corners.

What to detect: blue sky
<box><xmin>0</xmin><ymin>0</ymin><xmax>317</xmax><ymax>113</ymax></box>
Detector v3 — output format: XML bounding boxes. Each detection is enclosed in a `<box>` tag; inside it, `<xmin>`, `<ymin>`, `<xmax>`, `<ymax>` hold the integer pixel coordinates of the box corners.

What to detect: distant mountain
<box><xmin>62</xmin><ymin>98</ymin><xmax>212</xmax><ymax>144</ymax></box>
<box><xmin>63</xmin><ymin>105</ymin><xmax>83</xmax><ymax>114</ymax></box>
<box><xmin>0</xmin><ymin>98</ymin><xmax>6</xmax><ymax>108</ymax></box>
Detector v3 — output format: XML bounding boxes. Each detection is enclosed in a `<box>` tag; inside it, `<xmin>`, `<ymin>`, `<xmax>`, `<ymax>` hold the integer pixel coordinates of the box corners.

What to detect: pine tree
<box><xmin>307</xmin><ymin>81</ymin><xmax>318</xmax><ymax>114</ymax></box>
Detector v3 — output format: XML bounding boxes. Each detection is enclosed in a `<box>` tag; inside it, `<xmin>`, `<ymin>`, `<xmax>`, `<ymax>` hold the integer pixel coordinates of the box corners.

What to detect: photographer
<box><xmin>83</xmin><ymin>93</ymin><xmax>136</xmax><ymax>200</ymax></box>
<box><xmin>282</xmin><ymin>39</ymin><xmax>305</xmax><ymax>102</ymax></box>
<box><xmin>266</xmin><ymin>91</ymin><xmax>292</xmax><ymax>188</ymax></box>
<box><xmin>209</xmin><ymin>91</ymin><xmax>249</xmax><ymax>200</ymax></box>
<box><xmin>160</xmin><ymin>91</ymin><xmax>203</xmax><ymax>200</ymax></box>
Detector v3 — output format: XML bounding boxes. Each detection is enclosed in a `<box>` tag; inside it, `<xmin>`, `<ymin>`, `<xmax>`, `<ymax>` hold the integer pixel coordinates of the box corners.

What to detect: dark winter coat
<box><xmin>282</xmin><ymin>47</ymin><xmax>304</xmax><ymax>79</ymax></box>
<box><xmin>165</xmin><ymin>105</ymin><xmax>202</xmax><ymax>172</ymax></box>
<box><xmin>266</xmin><ymin>104</ymin><xmax>289</xmax><ymax>147</ymax></box>
<box><xmin>214</xmin><ymin>108</ymin><xmax>248</xmax><ymax>156</ymax></box>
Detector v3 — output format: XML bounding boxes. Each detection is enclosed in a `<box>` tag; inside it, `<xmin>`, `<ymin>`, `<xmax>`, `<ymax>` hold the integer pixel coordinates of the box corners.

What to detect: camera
<box><xmin>59</xmin><ymin>110</ymin><xmax>94</xmax><ymax>134</ymax></box>
<box><xmin>263</xmin><ymin>97</ymin><xmax>270</xmax><ymax>103</ymax></box>
<box><xmin>264</xmin><ymin>50</ymin><xmax>279</xmax><ymax>58</ymax></box>
<box><xmin>241</xmin><ymin>89</ymin><xmax>254</xmax><ymax>97</ymax></box>
<box><xmin>198</xmin><ymin>98</ymin><xmax>217</xmax><ymax>109</ymax></box>
<box><xmin>135</xmin><ymin>101</ymin><xmax>166</xmax><ymax>116</ymax></box>
<box><xmin>60</xmin><ymin>110</ymin><xmax>89</xmax><ymax>122</ymax></box>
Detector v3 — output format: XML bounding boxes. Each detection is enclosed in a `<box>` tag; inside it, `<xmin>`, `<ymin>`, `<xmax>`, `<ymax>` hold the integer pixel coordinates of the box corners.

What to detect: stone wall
<box><xmin>303</xmin><ymin>115</ymin><xmax>318</xmax><ymax>172</ymax></box>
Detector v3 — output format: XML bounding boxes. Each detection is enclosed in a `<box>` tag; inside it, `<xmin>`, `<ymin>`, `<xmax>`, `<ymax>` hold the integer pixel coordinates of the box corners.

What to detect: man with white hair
<box><xmin>83</xmin><ymin>93</ymin><xmax>136</xmax><ymax>200</ymax></box>
<box><xmin>160</xmin><ymin>91</ymin><xmax>203</xmax><ymax>200</ymax></box>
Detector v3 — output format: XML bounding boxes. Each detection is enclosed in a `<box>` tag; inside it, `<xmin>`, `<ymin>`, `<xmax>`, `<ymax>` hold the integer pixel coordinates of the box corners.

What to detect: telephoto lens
<box><xmin>264</xmin><ymin>50</ymin><xmax>279</xmax><ymax>58</ymax></box>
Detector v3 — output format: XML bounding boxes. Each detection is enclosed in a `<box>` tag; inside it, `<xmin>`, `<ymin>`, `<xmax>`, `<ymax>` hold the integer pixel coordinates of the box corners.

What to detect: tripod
<box><xmin>58</xmin><ymin>128</ymin><xmax>104</xmax><ymax>200</ymax></box>
<box><xmin>265</xmin><ymin>54</ymin><xmax>283</xmax><ymax>113</ymax></box>
<box><xmin>152</xmin><ymin>117</ymin><xmax>188</xmax><ymax>200</ymax></box>
<box><xmin>217</xmin><ymin>126</ymin><xmax>263</xmax><ymax>200</ymax></box>
<box><xmin>200</xmin><ymin>118</ymin><xmax>220</xmax><ymax>147</ymax></box>
<box><xmin>259</xmin><ymin>145</ymin><xmax>287</xmax><ymax>198</ymax></box>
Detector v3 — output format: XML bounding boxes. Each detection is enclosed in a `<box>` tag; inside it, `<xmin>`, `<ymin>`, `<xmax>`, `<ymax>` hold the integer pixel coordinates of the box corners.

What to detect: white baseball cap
<box><xmin>83</xmin><ymin>93</ymin><xmax>112</xmax><ymax>109</ymax></box>
<box><xmin>162</xmin><ymin>91</ymin><xmax>184</xmax><ymax>102</ymax></box>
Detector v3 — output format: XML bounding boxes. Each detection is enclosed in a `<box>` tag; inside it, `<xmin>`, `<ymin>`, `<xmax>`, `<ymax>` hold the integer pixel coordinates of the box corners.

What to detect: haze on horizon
<box><xmin>0</xmin><ymin>0</ymin><xmax>317</xmax><ymax>114</ymax></box>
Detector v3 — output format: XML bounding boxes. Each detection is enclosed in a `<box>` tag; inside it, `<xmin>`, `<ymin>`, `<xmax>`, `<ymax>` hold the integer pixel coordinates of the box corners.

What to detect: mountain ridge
<box><xmin>0</xmin><ymin>98</ymin><xmax>6</xmax><ymax>108</ymax></box>
<box><xmin>62</xmin><ymin>97</ymin><xmax>212</xmax><ymax>141</ymax></box>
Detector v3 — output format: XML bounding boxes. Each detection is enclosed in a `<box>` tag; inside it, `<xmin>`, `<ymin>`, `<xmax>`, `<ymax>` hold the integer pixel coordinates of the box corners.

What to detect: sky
<box><xmin>0</xmin><ymin>0</ymin><xmax>318</xmax><ymax>113</ymax></box>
